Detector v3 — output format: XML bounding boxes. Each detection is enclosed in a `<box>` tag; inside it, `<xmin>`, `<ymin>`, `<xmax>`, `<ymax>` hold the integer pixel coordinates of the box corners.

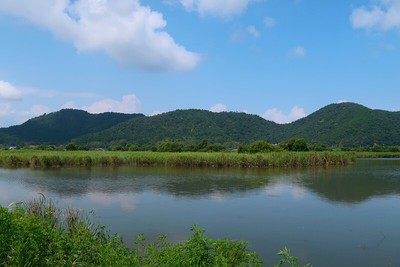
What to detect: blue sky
<box><xmin>0</xmin><ymin>0</ymin><xmax>399</xmax><ymax>127</ymax></box>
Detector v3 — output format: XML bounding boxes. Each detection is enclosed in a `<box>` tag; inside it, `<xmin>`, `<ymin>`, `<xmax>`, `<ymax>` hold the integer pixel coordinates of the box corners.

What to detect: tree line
<box><xmin>3</xmin><ymin>138</ymin><xmax>399</xmax><ymax>153</ymax></box>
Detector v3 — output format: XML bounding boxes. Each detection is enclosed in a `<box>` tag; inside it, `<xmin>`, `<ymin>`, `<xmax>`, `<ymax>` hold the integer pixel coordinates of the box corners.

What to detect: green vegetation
<box><xmin>71</xmin><ymin>103</ymin><xmax>400</xmax><ymax>148</ymax></box>
<box><xmin>0</xmin><ymin>109</ymin><xmax>144</xmax><ymax>146</ymax></box>
<box><xmin>1</xmin><ymin>102</ymin><xmax>400</xmax><ymax>148</ymax></box>
<box><xmin>0</xmin><ymin>103</ymin><xmax>400</xmax><ymax>151</ymax></box>
<box><xmin>0</xmin><ymin>150</ymin><xmax>355</xmax><ymax>169</ymax></box>
<box><xmin>285</xmin><ymin>102</ymin><xmax>400</xmax><ymax>147</ymax></box>
<box><xmin>0</xmin><ymin>196</ymin><xmax>311</xmax><ymax>267</ymax></box>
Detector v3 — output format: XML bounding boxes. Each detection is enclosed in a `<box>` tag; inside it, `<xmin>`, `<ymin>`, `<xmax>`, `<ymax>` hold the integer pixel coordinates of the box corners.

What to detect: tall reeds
<box><xmin>0</xmin><ymin>150</ymin><xmax>356</xmax><ymax>169</ymax></box>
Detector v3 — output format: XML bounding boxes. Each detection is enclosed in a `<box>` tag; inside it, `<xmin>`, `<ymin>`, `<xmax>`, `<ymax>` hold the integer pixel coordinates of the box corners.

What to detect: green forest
<box><xmin>1</xmin><ymin>102</ymin><xmax>400</xmax><ymax>149</ymax></box>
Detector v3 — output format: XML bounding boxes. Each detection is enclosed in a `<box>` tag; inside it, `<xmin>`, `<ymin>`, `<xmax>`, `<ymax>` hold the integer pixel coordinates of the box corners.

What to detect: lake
<box><xmin>1</xmin><ymin>159</ymin><xmax>399</xmax><ymax>266</ymax></box>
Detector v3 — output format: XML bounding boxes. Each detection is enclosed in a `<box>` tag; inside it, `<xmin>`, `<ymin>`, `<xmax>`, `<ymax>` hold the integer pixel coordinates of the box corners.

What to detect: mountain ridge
<box><xmin>1</xmin><ymin>102</ymin><xmax>400</xmax><ymax>147</ymax></box>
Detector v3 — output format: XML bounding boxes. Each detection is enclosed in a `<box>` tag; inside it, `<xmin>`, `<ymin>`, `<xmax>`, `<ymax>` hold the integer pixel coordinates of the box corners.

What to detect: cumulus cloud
<box><xmin>351</xmin><ymin>0</ymin><xmax>400</xmax><ymax>31</ymax></box>
<box><xmin>247</xmin><ymin>25</ymin><xmax>260</xmax><ymax>38</ymax></box>
<box><xmin>0</xmin><ymin>103</ymin><xmax>15</xmax><ymax>117</ymax></box>
<box><xmin>262</xmin><ymin>106</ymin><xmax>306</xmax><ymax>124</ymax></box>
<box><xmin>0</xmin><ymin>80</ymin><xmax>22</xmax><ymax>100</ymax></box>
<box><xmin>177</xmin><ymin>0</ymin><xmax>255</xmax><ymax>16</ymax></box>
<box><xmin>288</xmin><ymin>46</ymin><xmax>306</xmax><ymax>57</ymax></box>
<box><xmin>210</xmin><ymin>103</ymin><xmax>227</xmax><ymax>113</ymax></box>
<box><xmin>263</xmin><ymin>16</ymin><xmax>276</xmax><ymax>28</ymax></box>
<box><xmin>0</xmin><ymin>0</ymin><xmax>200</xmax><ymax>71</ymax></box>
<box><xmin>81</xmin><ymin>94</ymin><xmax>141</xmax><ymax>113</ymax></box>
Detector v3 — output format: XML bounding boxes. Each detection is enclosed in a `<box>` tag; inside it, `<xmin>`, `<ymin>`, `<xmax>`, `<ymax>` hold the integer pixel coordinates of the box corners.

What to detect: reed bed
<box><xmin>0</xmin><ymin>150</ymin><xmax>355</xmax><ymax>169</ymax></box>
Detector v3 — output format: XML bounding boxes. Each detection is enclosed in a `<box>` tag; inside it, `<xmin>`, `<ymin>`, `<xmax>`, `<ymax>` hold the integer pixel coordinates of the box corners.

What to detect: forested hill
<box><xmin>283</xmin><ymin>102</ymin><xmax>400</xmax><ymax>146</ymax></box>
<box><xmin>0</xmin><ymin>109</ymin><xmax>144</xmax><ymax>145</ymax></box>
<box><xmin>73</xmin><ymin>103</ymin><xmax>400</xmax><ymax>147</ymax></box>
<box><xmin>73</xmin><ymin>109</ymin><xmax>281</xmax><ymax>146</ymax></box>
<box><xmin>1</xmin><ymin>102</ymin><xmax>400</xmax><ymax>147</ymax></box>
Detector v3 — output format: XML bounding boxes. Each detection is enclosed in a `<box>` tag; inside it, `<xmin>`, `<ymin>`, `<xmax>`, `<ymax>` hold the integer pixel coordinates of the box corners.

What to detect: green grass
<box><xmin>353</xmin><ymin>151</ymin><xmax>400</xmax><ymax>159</ymax></box>
<box><xmin>0</xmin><ymin>150</ymin><xmax>356</xmax><ymax>169</ymax></box>
<box><xmin>1</xmin><ymin>196</ymin><xmax>311</xmax><ymax>267</ymax></box>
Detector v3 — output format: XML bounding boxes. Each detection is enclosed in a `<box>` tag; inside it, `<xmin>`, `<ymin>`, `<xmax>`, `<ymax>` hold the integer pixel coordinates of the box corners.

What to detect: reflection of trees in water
<box><xmin>16</xmin><ymin>167</ymin><xmax>279</xmax><ymax>198</ymax></box>
<box><xmin>9</xmin><ymin>159</ymin><xmax>400</xmax><ymax>204</ymax></box>
<box><xmin>301</xmin><ymin>159</ymin><xmax>400</xmax><ymax>204</ymax></box>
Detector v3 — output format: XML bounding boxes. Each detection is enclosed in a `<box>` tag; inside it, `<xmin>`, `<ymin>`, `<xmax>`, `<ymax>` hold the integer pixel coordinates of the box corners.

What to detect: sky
<box><xmin>0</xmin><ymin>0</ymin><xmax>399</xmax><ymax>127</ymax></box>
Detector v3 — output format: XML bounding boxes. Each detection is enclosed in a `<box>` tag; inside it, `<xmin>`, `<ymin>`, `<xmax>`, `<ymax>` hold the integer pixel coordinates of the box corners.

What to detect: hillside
<box><xmin>73</xmin><ymin>109</ymin><xmax>281</xmax><ymax>146</ymax></box>
<box><xmin>283</xmin><ymin>103</ymin><xmax>400</xmax><ymax>146</ymax></box>
<box><xmin>1</xmin><ymin>102</ymin><xmax>400</xmax><ymax>147</ymax></box>
<box><xmin>0</xmin><ymin>109</ymin><xmax>144</xmax><ymax>146</ymax></box>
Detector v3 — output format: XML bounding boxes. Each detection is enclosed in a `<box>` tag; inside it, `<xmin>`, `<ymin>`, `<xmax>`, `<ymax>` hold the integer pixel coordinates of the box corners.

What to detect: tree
<box><xmin>285</xmin><ymin>138</ymin><xmax>308</xmax><ymax>151</ymax></box>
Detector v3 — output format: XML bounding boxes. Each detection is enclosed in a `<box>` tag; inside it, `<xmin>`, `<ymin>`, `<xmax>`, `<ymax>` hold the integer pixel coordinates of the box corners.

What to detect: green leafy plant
<box><xmin>273</xmin><ymin>247</ymin><xmax>311</xmax><ymax>267</ymax></box>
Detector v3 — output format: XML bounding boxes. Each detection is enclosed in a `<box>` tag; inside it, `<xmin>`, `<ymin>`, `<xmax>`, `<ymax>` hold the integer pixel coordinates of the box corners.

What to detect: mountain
<box><xmin>0</xmin><ymin>109</ymin><xmax>145</xmax><ymax>146</ymax></box>
<box><xmin>73</xmin><ymin>109</ymin><xmax>281</xmax><ymax>146</ymax></box>
<box><xmin>1</xmin><ymin>102</ymin><xmax>400</xmax><ymax>147</ymax></box>
<box><xmin>283</xmin><ymin>102</ymin><xmax>400</xmax><ymax>146</ymax></box>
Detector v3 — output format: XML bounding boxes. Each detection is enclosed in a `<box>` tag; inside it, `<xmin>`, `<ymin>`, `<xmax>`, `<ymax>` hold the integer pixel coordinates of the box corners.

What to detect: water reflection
<box><xmin>1</xmin><ymin>159</ymin><xmax>400</xmax><ymax>267</ymax></box>
<box><xmin>301</xmin><ymin>159</ymin><xmax>400</xmax><ymax>204</ymax></box>
<box><xmin>1</xmin><ymin>159</ymin><xmax>400</xmax><ymax>205</ymax></box>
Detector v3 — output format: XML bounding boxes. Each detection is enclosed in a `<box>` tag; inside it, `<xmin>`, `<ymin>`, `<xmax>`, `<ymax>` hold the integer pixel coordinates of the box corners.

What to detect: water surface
<box><xmin>1</xmin><ymin>159</ymin><xmax>399</xmax><ymax>266</ymax></box>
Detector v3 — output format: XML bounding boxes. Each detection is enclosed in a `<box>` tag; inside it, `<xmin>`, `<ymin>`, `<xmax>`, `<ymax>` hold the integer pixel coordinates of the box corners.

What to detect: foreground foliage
<box><xmin>0</xmin><ymin>197</ymin><xmax>311</xmax><ymax>266</ymax></box>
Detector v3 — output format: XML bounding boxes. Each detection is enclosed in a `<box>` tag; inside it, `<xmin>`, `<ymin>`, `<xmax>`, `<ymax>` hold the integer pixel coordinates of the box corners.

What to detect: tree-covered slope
<box><xmin>283</xmin><ymin>102</ymin><xmax>400</xmax><ymax>146</ymax></box>
<box><xmin>74</xmin><ymin>109</ymin><xmax>281</xmax><ymax>146</ymax></box>
<box><xmin>0</xmin><ymin>109</ymin><xmax>144</xmax><ymax>145</ymax></box>
<box><xmin>1</xmin><ymin>103</ymin><xmax>400</xmax><ymax>147</ymax></box>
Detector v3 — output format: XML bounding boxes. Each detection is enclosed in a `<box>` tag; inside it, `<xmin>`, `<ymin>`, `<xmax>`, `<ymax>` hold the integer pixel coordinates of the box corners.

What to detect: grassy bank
<box><xmin>0</xmin><ymin>150</ymin><xmax>355</xmax><ymax>169</ymax></box>
<box><xmin>354</xmin><ymin>151</ymin><xmax>400</xmax><ymax>159</ymax></box>
<box><xmin>0</xmin><ymin>197</ymin><xmax>310</xmax><ymax>267</ymax></box>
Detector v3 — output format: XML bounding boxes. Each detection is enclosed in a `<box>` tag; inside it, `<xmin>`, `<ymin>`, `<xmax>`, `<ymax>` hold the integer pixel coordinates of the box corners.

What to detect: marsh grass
<box><xmin>0</xmin><ymin>150</ymin><xmax>356</xmax><ymax>169</ymax></box>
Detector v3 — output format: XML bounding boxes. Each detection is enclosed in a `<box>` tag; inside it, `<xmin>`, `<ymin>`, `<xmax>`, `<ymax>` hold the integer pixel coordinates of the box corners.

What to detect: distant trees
<box><xmin>238</xmin><ymin>138</ymin><xmax>331</xmax><ymax>153</ymax></box>
<box><xmin>282</xmin><ymin>138</ymin><xmax>309</xmax><ymax>152</ymax></box>
<box><xmin>238</xmin><ymin>141</ymin><xmax>280</xmax><ymax>153</ymax></box>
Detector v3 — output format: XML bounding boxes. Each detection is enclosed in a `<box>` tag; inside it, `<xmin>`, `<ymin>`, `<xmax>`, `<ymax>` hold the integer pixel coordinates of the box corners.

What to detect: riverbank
<box><xmin>0</xmin><ymin>150</ymin><xmax>356</xmax><ymax>169</ymax></box>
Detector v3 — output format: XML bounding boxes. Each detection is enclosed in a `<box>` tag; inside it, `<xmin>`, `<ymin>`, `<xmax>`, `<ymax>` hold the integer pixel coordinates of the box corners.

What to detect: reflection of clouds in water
<box><xmin>88</xmin><ymin>193</ymin><xmax>136</xmax><ymax>212</ymax></box>
<box><xmin>210</xmin><ymin>190</ymin><xmax>225</xmax><ymax>202</ymax></box>
<box><xmin>291</xmin><ymin>185</ymin><xmax>305</xmax><ymax>200</ymax></box>
<box><xmin>265</xmin><ymin>183</ymin><xmax>306</xmax><ymax>200</ymax></box>
<box><xmin>0</xmin><ymin>184</ymin><xmax>41</xmax><ymax>206</ymax></box>
<box><xmin>265</xmin><ymin>184</ymin><xmax>285</xmax><ymax>197</ymax></box>
<box><xmin>0</xmin><ymin>187</ymin><xmax>10</xmax><ymax>204</ymax></box>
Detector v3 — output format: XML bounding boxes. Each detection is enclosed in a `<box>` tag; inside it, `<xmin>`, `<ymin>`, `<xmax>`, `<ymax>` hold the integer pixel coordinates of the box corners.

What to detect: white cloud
<box><xmin>351</xmin><ymin>0</ymin><xmax>400</xmax><ymax>31</ymax></box>
<box><xmin>0</xmin><ymin>0</ymin><xmax>200</xmax><ymax>71</ymax></box>
<box><xmin>149</xmin><ymin>110</ymin><xmax>164</xmax><ymax>116</ymax></box>
<box><xmin>337</xmin><ymin>99</ymin><xmax>348</xmax><ymax>104</ymax></box>
<box><xmin>263</xmin><ymin>16</ymin><xmax>276</xmax><ymax>28</ymax></box>
<box><xmin>210</xmin><ymin>103</ymin><xmax>227</xmax><ymax>113</ymax></box>
<box><xmin>0</xmin><ymin>103</ymin><xmax>15</xmax><ymax>117</ymax></box>
<box><xmin>82</xmin><ymin>94</ymin><xmax>141</xmax><ymax>113</ymax></box>
<box><xmin>262</xmin><ymin>106</ymin><xmax>306</xmax><ymax>124</ymax></box>
<box><xmin>247</xmin><ymin>25</ymin><xmax>260</xmax><ymax>38</ymax></box>
<box><xmin>8</xmin><ymin>104</ymin><xmax>51</xmax><ymax>125</ymax></box>
<box><xmin>61</xmin><ymin>101</ymin><xmax>77</xmax><ymax>109</ymax></box>
<box><xmin>288</xmin><ymin>46</ymin><xmax>306</xmax><ymax>57</ymax></box>
<box><xmin>30</xmin><ymin>105</ymin><xmax>50</xmax><ymax>116</ymax></box>
<box><xmin>0</xmin><ymin>80</ymin><xmax>22</xmax><ymax>100</ymax></box>
<box><xmin>177</xmin><ymin>0</ymin><xmax>255</xmax><ymax>16</ymax></box>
